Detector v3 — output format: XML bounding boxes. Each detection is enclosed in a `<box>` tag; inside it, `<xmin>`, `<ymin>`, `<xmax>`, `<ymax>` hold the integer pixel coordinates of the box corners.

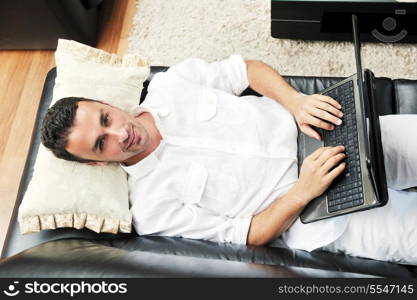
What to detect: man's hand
<box><xmin>291</xmin><ymin>94</ymin><xmax>344</xmax><ymax>141</ymax></box>
<box><xmin>244</xmin><ymin>60</ymin><xmax>343</xmax><ymax>139</ymax></box>
<box><xmin>247</xmin><ymin>145</ymin><xmax>346</xmax><ymax>246</ymax></box>
<box><xmin>293</xmin><ymin>146</ymin><xmax>346</xmax><ymax>203</ymax></box>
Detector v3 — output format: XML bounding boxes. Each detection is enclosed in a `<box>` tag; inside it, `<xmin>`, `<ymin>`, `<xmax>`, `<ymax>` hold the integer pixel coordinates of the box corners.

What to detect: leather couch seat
<box><xmin>1</xmin><ymin>67</ymin><xmax>416</xmax><ymax>278</ymax></box>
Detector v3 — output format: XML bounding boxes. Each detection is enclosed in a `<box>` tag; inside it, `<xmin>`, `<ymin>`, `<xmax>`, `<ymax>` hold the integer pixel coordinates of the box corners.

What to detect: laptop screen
<box><xmin>352</xmin><ymin>14</ymin><xmax>388</xmax><ymax>203</ymax></box>
<box><xmin>352</xmin><ymin>15</ymin><xmax>371</xmax><ymax>164</ymax></box>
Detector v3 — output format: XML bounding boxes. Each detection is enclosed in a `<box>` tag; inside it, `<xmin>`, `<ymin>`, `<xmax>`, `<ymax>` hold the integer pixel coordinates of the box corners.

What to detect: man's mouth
<box><xmin>126</xmin><ymin>126</ymin><xmax>140</xmax><ymax>151</ymax></box>
<box><xmin>126</xmin><ymin>127</ymin><xmax>135</xmax><ymax>151</ymax></box>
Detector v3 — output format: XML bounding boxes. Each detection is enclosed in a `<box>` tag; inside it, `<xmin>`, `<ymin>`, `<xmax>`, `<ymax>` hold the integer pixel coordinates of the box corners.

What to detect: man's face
<box><xmin>66</xmin><ymin>101</ymin><xmax>149</xmax><ymax>163</ymax></box>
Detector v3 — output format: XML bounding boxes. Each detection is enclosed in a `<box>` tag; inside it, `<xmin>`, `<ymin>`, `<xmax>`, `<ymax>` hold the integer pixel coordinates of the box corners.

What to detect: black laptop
<box><xmin>299</xmin><ymin>15</ymin><xmax>389</xmax><ymax>224</ymax></box>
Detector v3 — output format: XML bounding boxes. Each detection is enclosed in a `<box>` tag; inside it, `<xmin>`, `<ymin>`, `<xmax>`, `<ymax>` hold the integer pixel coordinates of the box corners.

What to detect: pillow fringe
<box><xmin>19</xmin><ymin>214</ymin><xmax>132</xmax><ymax>234</ymax></box>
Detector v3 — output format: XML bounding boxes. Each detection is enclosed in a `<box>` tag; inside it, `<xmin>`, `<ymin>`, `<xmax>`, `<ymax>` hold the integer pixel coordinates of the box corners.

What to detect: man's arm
<box><xmin>247</xmin><ymin>145</ymin><xmax>346</xmax><ymax>246</ymax></box>
<box><xmin>245</xmin><ymin>59</ymin><xmax>302</xmax><ymax>113</ymax></box>
<box><xmin>245</xmin><ymin>60</ymin><xmax>344</xmax><ymax>141</ymax></box>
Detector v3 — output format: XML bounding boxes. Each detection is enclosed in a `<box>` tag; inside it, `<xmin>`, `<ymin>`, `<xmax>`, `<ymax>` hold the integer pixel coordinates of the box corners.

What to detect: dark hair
<box><xmin>41</xmin><ymin>97</ymin><xmax>98</xmax><ymax>163</ymax></box>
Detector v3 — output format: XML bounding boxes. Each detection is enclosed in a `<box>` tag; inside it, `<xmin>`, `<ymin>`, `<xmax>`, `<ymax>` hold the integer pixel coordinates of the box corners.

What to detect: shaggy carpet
<box><xmin>127</xmin><ymin>0</ymin><xmax>416</xmax><ymax>79</ymax></box>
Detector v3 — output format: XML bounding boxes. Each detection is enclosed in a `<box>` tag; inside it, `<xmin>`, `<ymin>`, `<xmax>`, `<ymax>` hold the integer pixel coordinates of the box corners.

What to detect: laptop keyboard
<box><xmin>322</xmin><ymin>80</ymin><xmax>364</xmax><ymax>213</ymax></box>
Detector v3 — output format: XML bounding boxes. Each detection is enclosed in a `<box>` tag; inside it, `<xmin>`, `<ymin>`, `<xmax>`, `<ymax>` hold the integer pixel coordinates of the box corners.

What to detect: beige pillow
<box><xmin>18</xmin><ymin>39</ymin><xmax>150</xmax><ymax>234</ymax></box>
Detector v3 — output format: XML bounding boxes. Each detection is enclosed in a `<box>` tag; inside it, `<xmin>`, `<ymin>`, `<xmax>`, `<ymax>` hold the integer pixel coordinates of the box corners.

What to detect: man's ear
<box><xmin>84</xmin><ymin>161</ymin><xmax>109</xmax><ymax>167</ymax></box>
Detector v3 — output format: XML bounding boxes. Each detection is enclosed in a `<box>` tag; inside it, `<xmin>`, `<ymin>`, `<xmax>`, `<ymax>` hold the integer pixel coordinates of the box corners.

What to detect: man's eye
<box><xmin>104</xmin><ymin>113</ymin><xmax>110</xmax><ymax>126</ymax></box>
<box><xmin>100</xmin><ymin>137</ymin><xmax>105</xmax><ymax>151</ymax></box>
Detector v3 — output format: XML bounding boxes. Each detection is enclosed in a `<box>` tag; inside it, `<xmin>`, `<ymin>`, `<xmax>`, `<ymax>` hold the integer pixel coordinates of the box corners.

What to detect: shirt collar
<box><xmin>121</xmin><ymin>141</ymin><xmax>165</xmax><ymax>178</ymax></box>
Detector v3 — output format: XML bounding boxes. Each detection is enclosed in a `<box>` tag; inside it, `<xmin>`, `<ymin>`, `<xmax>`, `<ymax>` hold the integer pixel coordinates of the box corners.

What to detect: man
<box><xmin>41</xmin><ymin>55</ymin><xmax>417</xmax><ymax>265</ymax></box>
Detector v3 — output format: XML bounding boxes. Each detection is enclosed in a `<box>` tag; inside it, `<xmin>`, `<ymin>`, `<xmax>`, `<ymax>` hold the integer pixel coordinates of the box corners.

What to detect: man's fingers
<box><xmin>314</xmin><ymin>94</ymin><xmax>341</xmax><ymax>109</ymax></box>
<box><xmin>307</xmin><ymin>115</ymin><xmax>334</xmax><ymax>131</ymax></box>
<box><xmin>308</xmin><ymin>146</ymin><xmax>330</xmax><ymax>161</ymax></box>
<box><xmin>321</xmin><ymin>152</ymin><xmax>346</xmax><ymax>173</ymax></box>
<box><xmin>314</xmin><ymin>101</ymin><xmax>344</xmax><ymax>118</ymax></box>
<box><xmin>312</xmin><ymin>107</ymin><xmax>342</xmax><ymax>126</ymax></box>
<box><xmin>325</xmin><ymin>162</ymin><xmax>346</xmax><ymax>182</ymax></box>
<box><xmin>317</xmin><ymin>145</ymin><xmax>345</xmax><ymax>166</ymax></box>
<box><xmin>301</xmin><ymin>125</ymin><xmax>321</xmax><ymax>141</ymax></box>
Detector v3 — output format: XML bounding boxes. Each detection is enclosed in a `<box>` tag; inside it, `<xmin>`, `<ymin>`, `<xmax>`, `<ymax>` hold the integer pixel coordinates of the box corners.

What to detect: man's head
<box><xmin>41</xmin><ymin>97</ymin><xmax>150</xmax><ymax>164</ymax></box>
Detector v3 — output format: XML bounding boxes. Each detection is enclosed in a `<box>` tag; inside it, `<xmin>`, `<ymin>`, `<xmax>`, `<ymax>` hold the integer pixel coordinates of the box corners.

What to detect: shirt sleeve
<box><xmin>164</xmin><ymin>54</ymin><xmax>250</xmax><ymax>95</ymax></box>
<box><xmin>135</xmin><ymin>199</ymin><xmax>252</xmax><ymax>244</ymax></box>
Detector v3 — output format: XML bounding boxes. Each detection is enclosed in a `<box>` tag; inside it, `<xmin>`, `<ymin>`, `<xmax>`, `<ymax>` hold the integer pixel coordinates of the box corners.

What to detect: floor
<box><xmin>0</xmin><ymin>0</ymin><xmax>137</xmax><ymax>255</ymax></box>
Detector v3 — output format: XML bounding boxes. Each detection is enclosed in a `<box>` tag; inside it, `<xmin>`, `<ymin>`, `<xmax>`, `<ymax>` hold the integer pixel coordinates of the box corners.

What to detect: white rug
<box><xmin>128</xmin><ymin>0</ymin><xmax>417</xmax><ymax>79</ymax></box>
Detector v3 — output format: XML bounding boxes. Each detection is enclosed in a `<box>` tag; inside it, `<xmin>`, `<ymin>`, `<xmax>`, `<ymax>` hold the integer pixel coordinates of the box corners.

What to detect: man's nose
<box><xmin>106</xmin><ymin>127</ymin><xmax>128</xmax><ymax>144</ymax></box>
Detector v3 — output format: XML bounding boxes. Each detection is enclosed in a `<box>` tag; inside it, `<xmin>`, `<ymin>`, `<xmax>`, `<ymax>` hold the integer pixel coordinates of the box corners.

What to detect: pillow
<box><xmin>18</xmin><ymin>39</ymin><xmax>150</xmax><ymax>234</ymax></box>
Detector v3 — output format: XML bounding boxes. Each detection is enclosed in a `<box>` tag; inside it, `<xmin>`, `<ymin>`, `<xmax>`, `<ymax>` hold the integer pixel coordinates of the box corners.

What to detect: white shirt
<box><xmin>121</xmin><ymin>54</ymin><xmax>349</xmax><ymax>250</ymax></box>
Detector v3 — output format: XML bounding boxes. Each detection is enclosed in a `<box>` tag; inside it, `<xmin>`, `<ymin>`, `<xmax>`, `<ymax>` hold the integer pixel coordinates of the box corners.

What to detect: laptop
<box><xmin>299</xmin><ymin>15</ymin><xmax>389</xmax><ymax>224</ymax></box>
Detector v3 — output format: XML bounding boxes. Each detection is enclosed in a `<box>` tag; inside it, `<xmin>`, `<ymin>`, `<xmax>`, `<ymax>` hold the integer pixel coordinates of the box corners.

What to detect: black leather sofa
<box><xmin>0</xmin><ymin>67</ymin><xmax>416</xmax><ymax>278</ymax></box>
